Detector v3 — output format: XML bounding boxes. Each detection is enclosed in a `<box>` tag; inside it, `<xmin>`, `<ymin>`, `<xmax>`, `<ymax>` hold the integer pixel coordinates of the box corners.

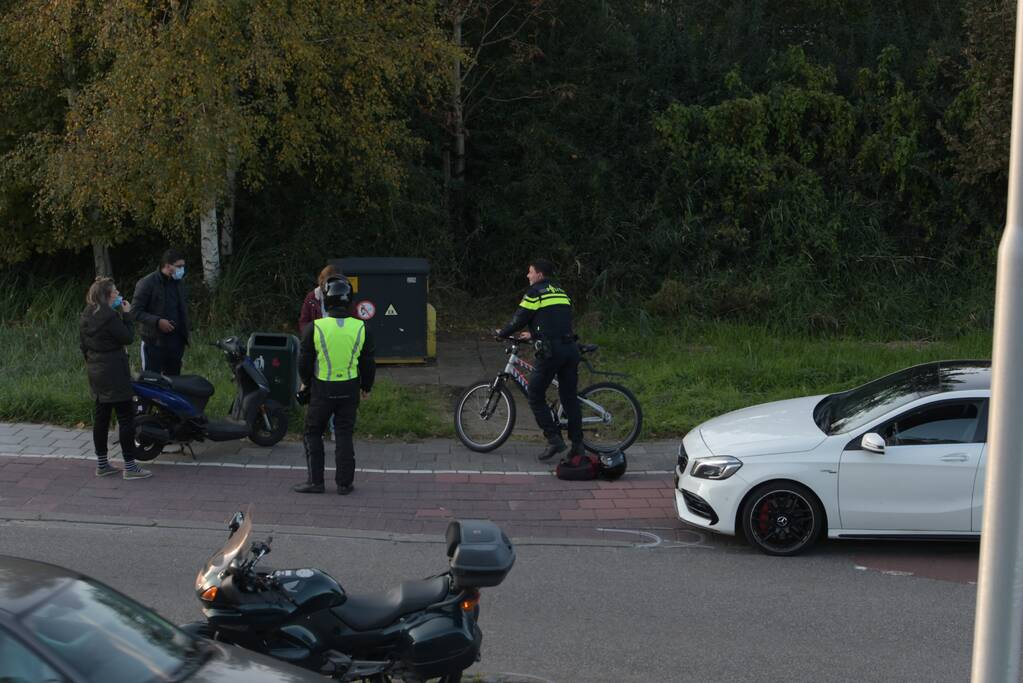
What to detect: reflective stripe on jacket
<box><xmin>313</xmin><ymin>317</ymin><xmax>366</xmax><ymax>382</ymax></box>
<box><xmin>518</xmin><ymin>285</ymin><xmax>572</xmax><ymax>310</ymax></box>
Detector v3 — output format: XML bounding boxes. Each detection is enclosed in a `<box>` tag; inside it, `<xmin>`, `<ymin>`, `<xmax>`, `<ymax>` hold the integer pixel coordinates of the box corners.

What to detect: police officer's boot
<box><xmin>538</xmin><ymin>434</ymin><xmax>566</xmax><ymax>461</ymax></box>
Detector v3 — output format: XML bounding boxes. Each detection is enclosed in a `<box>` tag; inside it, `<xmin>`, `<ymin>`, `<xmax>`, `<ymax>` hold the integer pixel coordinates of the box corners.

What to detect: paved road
<box><xmin>0</xmin><ymin>518</ymin><xmax>984</xmax><ymax>682</ymax></box>
<box><xmin>0</xmin><ymin>418</ymin><xmax>1000</xmax><ymax>682</ymax></box>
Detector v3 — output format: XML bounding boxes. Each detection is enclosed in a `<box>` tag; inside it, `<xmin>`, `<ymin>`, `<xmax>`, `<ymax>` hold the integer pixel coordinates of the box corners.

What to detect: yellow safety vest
<box><xmin>313</xmin><ymin>317</ymin><xmax>366</xmax><ymax>382</ymax></box>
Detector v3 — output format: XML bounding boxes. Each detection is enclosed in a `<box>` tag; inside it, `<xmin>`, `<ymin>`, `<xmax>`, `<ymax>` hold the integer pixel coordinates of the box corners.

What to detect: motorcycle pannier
<box><xmin>445</xmin><ymin>520</ymin><xmax>515</xmax><ymax>590</ymax></box>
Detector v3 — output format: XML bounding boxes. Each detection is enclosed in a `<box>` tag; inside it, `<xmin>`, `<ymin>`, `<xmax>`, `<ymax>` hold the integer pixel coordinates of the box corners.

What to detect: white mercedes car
<box><xmin>673</xmin><ymin>360</ymin><xmax>992</xmax><ymax>555</ymax></box>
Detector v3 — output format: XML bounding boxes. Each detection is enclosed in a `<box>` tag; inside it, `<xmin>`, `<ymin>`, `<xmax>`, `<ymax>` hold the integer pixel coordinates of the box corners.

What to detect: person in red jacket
<box><xmin>299</xmin><ymin>264</ymin><xmax>343</xmax><ymax>440</ymax></box>
<box><xmin>299</xmin><ymin>264</ymin><xmax>341</xmax><ymax>333</ymax></box>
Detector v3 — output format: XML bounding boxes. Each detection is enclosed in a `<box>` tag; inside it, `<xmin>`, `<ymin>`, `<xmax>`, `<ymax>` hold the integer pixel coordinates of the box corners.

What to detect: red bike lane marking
<box><xmin>0</xmin><ymin>457</ymin><xmax>677</xmax><ymax>542</ymax></box>
<box><xmin>851</xmin><ymin>549</ymin><xmax>979</xmax><ymax>584</ymax></box>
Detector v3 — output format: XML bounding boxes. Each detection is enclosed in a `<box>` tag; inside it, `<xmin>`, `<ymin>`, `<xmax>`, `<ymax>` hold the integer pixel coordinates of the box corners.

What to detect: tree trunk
<box><xmin>200</xmin><ymin>199</ymin><xmax>221</xmax><ymax>288</ymax></box>
<box><xmin>452</xmin><ymin>13</ymin><xmax>465</xmax><ymax>183</ymax></box>
<box><xmin>221</xmin><ymin>159</ymin><xmax>237</xmax><ymax>258</ymax></box>
<box><xmin>92</xmin><ymin>241</ymin><xmax>112</xmax><ymax>278</ymax></box>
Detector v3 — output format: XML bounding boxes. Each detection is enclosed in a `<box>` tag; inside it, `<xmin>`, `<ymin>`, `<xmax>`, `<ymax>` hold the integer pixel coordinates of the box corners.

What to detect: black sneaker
<box><xmin>538</xmin><ymin>438</ymin><xmax>567</xmax><ymax>461</ymax></box>
<box><xmin>337</xmin><ymin>485</ymin><xmax>354</xmax><ymax>496</ymax></box>
<box><xmin>293</xmin><ymin>482</ymin><xmax>325</xmax><ymax>494</ymax></box>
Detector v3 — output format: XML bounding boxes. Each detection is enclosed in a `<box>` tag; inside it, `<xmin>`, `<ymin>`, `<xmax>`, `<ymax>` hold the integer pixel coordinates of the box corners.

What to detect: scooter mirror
<box><xmin>228</xmin><ymin>511</ymin><xmax>244</xmax><ymax>534</ymax></box>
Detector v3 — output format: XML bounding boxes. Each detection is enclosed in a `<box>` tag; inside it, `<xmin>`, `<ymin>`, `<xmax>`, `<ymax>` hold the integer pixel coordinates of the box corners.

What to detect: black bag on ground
<box><xmin>556</xmin><ymin>453</ymin><xmax>599</xmax><ymax>481</ymax></box>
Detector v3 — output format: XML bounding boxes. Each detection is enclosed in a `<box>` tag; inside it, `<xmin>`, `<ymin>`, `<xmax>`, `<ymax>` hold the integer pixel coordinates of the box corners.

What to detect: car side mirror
<box><xmin>861</xmin><ymin>432</ymin><xmax>886</xmax><ymax>454</ymax></box>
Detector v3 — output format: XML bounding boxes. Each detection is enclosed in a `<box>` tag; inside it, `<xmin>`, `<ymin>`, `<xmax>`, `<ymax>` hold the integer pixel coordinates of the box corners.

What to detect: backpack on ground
<box><xmin>556</xmin><ymin>453</ymin><xmax>599</xmax><ymax>481</ymax></box>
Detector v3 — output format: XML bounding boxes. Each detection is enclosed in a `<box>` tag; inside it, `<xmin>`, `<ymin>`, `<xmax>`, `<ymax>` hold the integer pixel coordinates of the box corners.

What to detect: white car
<box><xmin>673</xmin><ymin>360</ymin><xmax>992</xmax><ymax>555</ymax></box>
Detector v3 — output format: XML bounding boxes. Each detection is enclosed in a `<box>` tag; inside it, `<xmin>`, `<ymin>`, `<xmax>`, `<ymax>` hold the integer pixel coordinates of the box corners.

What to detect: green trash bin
<box><xmin>246</xmin><ymin>333</ymin><xmax>300</xmax><ymax>407</ymax></box>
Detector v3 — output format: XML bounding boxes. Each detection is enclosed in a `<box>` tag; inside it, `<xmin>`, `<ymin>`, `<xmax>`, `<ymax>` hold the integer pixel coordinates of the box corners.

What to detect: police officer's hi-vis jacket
<box><xmin>298</xmin><ymin>312</ymin><xmax>376</xmax><ymax>393</ymax></box>
<box><xmin>497</xmin><ymin>279</ymin><xmax>575</xmax><ymax>341</ymax></box>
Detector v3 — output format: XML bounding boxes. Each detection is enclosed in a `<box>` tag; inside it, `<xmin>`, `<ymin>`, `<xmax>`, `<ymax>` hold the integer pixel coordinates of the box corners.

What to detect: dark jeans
<box><xmin>93</xmin><ymin>400</ymin><xmax>137</xmax><ymax>460</ymax></box>
<box><xmin>304</xmin><ymin>379</ymin><xmax>360</xmax><ymax>487</ymax></box>
<box><xmin>527</xmin><ymin>342</ymin><xmax>583</xmax><ymax>445</ymax></box>
<box><xmin>141</xmin><ymin>336</ymin><xmax>185</xmax><ymax>376</ymax></box>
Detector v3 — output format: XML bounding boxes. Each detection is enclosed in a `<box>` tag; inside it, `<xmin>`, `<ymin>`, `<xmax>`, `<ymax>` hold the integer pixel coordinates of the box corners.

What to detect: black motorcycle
<box><xmin>131</xmin><ymin>336</ymin><xmax>289</xmax><ymax>460</ymax></box>
<box><xmin>181</xmin><ymin>506</ymin><xmax>515</xmax><ymax>682</ymax></box>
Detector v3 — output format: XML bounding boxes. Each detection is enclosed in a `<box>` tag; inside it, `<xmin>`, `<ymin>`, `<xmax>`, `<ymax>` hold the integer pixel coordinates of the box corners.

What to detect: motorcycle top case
<box><xmin>445</xmin><ymin>520</ymin><xmax>515</xmax><ymax>590</ymax></box>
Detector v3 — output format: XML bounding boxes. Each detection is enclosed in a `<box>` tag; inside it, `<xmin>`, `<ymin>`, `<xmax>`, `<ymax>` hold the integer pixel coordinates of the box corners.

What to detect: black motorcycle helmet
<box><xmin>323</xmin><ymin>276</ymin><xmax>353</xmax><ymax>312</ymax></box>
<box><xmin>598</xmin><ymin>449</ymin><xmax>628</xmax><ymax>480</ymax></box>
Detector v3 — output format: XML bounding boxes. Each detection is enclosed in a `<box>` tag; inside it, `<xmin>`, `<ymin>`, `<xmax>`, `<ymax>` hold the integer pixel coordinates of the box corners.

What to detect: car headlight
<box><xmin>690</xmin><ymin>456</ymin><xmax>743</xmax><ymax>480</ymax></box>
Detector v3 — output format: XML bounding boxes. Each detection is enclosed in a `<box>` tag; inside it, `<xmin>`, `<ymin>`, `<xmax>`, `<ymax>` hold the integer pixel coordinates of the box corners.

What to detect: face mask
<box><xmin>111</xmin><ymin>296</ymin><xmax>123</xmax><ymax>309</ymax></box>
<box><xmin>173</xmin><ymin>266</ymin><xmax>185</xmax><ymax>281</ymax></box>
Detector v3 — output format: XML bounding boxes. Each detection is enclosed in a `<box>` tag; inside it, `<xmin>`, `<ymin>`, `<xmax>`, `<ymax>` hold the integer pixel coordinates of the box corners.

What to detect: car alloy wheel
<box><xmin>742</xmin><ymin>482</ymin><xmax>823</xmax><ymax>556</ymax></box>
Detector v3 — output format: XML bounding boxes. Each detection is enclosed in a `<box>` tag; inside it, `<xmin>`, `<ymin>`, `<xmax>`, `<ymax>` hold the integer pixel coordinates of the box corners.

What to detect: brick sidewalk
<box><xmin>0</xmin><ymin>422</ymin><xmax>679</xmax><ymax>473</ymax></box>
<box><xmin>0</xmin><ymin>419</ymin><xmax>684</xmax><ymax>542</ymax></box>
<box><xmin>0</xmin><ymin>455</ymin><xmax>680</xmax><ymax>542</ymax></box>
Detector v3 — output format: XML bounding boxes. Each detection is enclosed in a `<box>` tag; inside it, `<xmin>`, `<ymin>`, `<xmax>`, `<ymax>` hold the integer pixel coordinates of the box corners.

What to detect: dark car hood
<box><xmin>189</xmin><ymin>643</ymin><xmax>325</xmax><ymax>683</ymax></box>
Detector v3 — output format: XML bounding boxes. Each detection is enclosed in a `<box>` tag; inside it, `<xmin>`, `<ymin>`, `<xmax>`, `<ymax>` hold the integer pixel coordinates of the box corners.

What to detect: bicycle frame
<box><xmin>493</xmin><ymin>342</ymin><xmax>611</xmax><ymax>426</ymax></box>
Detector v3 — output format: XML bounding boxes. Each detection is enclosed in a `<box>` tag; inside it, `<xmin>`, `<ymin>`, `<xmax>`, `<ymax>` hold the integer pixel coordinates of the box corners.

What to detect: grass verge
<box><xmin>0</xmin><ymin>321</ymin><xmax>451</xmax><ymax>439</ymax></box>
<box><xmin>579</xmin><ymin>320</ymin><xmax>992</xmax><ymax>438</ymax></box>
<box><xmin>0</xmin><ymin>316</ymin><xmax>992</xmax><ymax>440</ymax></box>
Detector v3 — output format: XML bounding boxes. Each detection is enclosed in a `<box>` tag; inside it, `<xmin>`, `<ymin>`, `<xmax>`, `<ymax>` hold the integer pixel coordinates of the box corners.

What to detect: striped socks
<box><xmin>98</xmin><ymin>452</ymin><xmax>141</xmax><ymax>472</ymax></box>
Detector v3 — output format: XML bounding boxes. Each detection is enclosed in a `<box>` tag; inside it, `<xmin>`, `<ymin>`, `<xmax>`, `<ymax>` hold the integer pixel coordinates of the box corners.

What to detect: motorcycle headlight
<box><xmin>690</xmin><ymin>456</ymin><xmax>743</xmax><ymax>480</ymax></box>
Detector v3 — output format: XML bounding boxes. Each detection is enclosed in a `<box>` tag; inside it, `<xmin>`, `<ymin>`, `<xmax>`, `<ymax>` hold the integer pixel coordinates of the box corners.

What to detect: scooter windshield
<box><xmin>195</xmin><ymin>504</ymin><xmax>253</xmax><ymax>592</ymax></box>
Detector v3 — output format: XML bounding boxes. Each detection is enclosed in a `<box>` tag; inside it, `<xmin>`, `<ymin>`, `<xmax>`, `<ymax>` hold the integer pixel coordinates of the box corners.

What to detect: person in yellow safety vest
<box><xmin>294</xmin><ymin>276</ymin><xmax>375</xmax><ymax>495</ymax></box>
<box><xmin>495</xmin><ymin>258</ymin><xmax>583</xmax><ymax>463</ymax></box>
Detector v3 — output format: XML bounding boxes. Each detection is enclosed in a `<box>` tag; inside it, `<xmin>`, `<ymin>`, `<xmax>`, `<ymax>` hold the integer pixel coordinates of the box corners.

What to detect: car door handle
<box><xmin>941</xmin><ymin>453</ymin><xmax>969</xmax><ymax>462</ymax></box>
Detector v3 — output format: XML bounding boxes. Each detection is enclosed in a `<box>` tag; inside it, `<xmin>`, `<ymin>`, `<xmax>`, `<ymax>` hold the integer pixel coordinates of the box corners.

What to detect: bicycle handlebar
<box><xmin>491</xmin><ymin>333</ymin><xmax>599</xmax><ymax>355</ymax></box>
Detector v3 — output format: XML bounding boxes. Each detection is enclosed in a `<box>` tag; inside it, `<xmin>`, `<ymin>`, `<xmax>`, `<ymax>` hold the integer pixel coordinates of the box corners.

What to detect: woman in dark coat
<box><xmin>79</xmin><ymin>277</ymin><xmax>152</xmax><ymax>479</ymax></box>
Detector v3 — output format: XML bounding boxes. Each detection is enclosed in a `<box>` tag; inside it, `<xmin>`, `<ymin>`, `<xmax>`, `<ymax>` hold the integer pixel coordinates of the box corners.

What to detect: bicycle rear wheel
<box><xmin>574</xmin><ymin>382</ymin><xmax>643</xmax><ymax>453</ymax></box>
<box><xmin>454</xmin><ymin>380</ymin><xmax>516</xmax><ymax>452</ymax></box>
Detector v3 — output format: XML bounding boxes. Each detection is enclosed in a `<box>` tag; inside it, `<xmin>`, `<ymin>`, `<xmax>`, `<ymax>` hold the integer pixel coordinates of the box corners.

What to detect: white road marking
<box><xmin>0</xmin><ymin>451</ymin><xmax>672</xmax><ymax>476</ymax></box>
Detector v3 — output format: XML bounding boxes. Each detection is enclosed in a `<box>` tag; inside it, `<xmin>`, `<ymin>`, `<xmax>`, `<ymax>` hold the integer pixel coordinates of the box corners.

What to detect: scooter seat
<box><xmin>167</xmin><ymin>375</ymin><xmax>215</xmax><ymax>398</ymax></box>
<box><xmin>332</xmin><ymin>576</ymin><xmax>449</xmax><ymax>632</ymax></box>
<box><xmin>136</xmin><ymin>371</ymin><xmax>171</xmax><ymax>389</ymax></box>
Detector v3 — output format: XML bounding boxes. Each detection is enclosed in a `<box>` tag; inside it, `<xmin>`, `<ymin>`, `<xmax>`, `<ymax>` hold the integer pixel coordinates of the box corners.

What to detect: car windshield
<box><xmin>195</xmin><ymin>504</ymin><xmax>253</xmax><ymax>592</ymax></box>
<box><xmin>22</xmin><ymin>578</ymin><xmax>196</xmax><ymax>683</ymax></box>
<box><xmin>817</xmin><ymin>363</ymin><xmax>987</xmax><ymax>435</ymax></box>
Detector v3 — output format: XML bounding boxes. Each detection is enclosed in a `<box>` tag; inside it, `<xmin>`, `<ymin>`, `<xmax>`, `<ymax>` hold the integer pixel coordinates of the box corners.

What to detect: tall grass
<box><xmin>0</xmin><ymin>270</ymin><xmax>450</xmax><ymax>438</ymax></box>
<box><xmin>580</xmin><ymin>318</ymin><xmax>992</xmax><ymax>437</ymax></box>
<box><xmin>0</xmin><ymin>270</ymin><xmax>995</xmax><ymax>439</ymax></box>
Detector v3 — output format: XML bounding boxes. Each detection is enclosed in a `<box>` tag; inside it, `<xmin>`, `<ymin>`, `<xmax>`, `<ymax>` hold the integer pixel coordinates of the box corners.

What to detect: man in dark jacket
<box><xmin>294</xmin><ymin>277</ymin><xmax>375</xmax><ymax>495</ymax></box>
<box><xmin>133</xmin><ymin>249</ymin><xmax>189</xmax><ymax>375</ymax></box>
<box><xmin>496</xmin><ymin>258</ymin><xmax>583</xmax><ymax>462</ymax></box>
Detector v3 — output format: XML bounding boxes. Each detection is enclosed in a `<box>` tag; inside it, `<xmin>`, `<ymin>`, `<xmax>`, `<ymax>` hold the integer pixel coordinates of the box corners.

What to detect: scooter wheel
<box><xmin>249</xmin><ymin>400</ymin><xmax>288</xmax><ymax>447</ymax></box>
<box><xmin>133</xmin><ymin>416</ymin><xmax>166</xmax><ymax>461</ymax></box>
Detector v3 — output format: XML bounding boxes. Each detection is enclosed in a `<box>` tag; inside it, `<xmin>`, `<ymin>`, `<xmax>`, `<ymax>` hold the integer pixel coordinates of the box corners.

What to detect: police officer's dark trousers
<box><xmin>527</xmin><ymin>341</ymin><xmax>583</xmax><ymax>446</ymax></box>
<box><xmin>304</xmin><ymin>377</ymin><xmax>360</xmax><ymax>487</ymax></box>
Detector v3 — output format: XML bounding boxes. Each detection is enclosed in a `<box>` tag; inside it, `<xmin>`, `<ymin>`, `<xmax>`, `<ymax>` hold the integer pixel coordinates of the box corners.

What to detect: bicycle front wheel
<box><xmin>576</xmin><ymin>382</ymin><xmax>643</xmax><ymax>453</ymax></box>
<box><xmin>454</xmin><ymin>380</ymin><xmax>517</xmax><ymax>452</ymax></box>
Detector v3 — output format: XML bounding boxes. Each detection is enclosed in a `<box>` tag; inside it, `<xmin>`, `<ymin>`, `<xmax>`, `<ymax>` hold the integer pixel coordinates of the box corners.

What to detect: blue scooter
<box><xmin>131</xmin><ymin>336</ymin><xmax>288</xmax><ymax>460</ymax></box>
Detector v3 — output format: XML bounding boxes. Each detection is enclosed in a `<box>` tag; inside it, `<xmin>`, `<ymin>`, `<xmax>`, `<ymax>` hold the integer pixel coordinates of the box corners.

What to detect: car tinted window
<box><xmin>882</xmin><ymin>402</ymin><xmax>981</xmax><ymax>446</ymax></box>
<box><xmin>0</xmin><ymin>627</ymin><xmax>65</xmax><ymax>682</ymax></box>
<box><xmin>23</xmin><ymin>579</ymin><xmax>193</xmax><ymax>683</ymax></box>
<box><xmin>824</xmin><ymin>364</ymin><xmax>984</xmax><ymax>434</ymax></box>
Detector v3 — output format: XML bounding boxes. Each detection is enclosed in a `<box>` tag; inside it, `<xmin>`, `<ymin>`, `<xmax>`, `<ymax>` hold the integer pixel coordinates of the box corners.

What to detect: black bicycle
<box><xmin>454</xmin><ymin>337</ymin><xmax>643</xmax><ymax>453</ymax></box>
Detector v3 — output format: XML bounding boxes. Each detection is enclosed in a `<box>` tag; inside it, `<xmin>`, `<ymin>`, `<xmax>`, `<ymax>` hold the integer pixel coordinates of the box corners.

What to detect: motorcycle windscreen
<box><xmin>195</xmin><ymin>504</ymin><xmax>254</xmax><ymax>592</ymax></box>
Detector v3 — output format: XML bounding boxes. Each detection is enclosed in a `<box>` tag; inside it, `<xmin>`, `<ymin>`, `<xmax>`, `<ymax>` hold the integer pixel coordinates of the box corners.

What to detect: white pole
<box><xmin>971</xmin><ymin>2</ymin><xmax>1023</xmax><ymax>680</ymax></box>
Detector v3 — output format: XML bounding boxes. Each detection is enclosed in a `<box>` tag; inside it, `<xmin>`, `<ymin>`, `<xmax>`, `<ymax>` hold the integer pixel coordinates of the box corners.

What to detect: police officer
<box><xmin>496</xmin><ymin>258</ymin><xmax>583</xmax><ymax>462</ymax></box>
<box><xmin>294</xmin><ymin>277</ymin><xmax>375</xmax><ymax>494</ymax></box>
